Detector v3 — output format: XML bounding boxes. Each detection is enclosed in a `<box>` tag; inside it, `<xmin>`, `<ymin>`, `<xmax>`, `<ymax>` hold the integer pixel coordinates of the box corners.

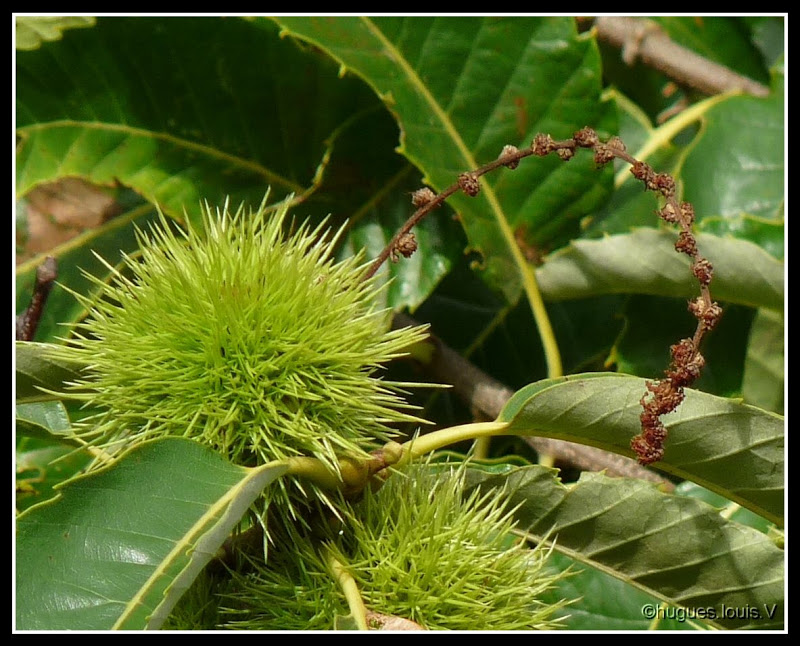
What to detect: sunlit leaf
<box><xmin>16</xmin><ymin>17</ymin><xmax>376</xmax><ymax>226</ymax></box>
<box><xmin>15</xmin><ymin>16</ymin><xmax>96</xmax><ymax>51</ymax></box>
<box><xmin>535</xmin><ymin>228</ymin><xmax>784</xmax><ymax>312</ymax></box>
<box><xmin>16</xmin><ymin>438</ymin><xmax>288</xmax><ymax>630</ymax></box>
<box><xmin>273</xmin><ymin>16</ymin><xmax>614</xmax><ymax>302</ymax></box>
<box><xmin>497</xmin><ymin>373</ymin><xmax>783</xmax><ymax>525</ymax></box>
<box><xmin>680</xmin><ymin>70</ymin><xmax>784</xmax><ymax>223</ymax></box>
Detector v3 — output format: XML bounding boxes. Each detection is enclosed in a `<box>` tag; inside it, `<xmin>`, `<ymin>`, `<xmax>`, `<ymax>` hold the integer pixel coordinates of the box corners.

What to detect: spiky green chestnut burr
<box><xmin>220</xmin><ymin>461</ymin><xmax>568</xmax><ymax>631</ymax></box>
<box><xmin>53</xmin><ymin>196</ymin><xmax>428</xmax><ymax>474</ymax></box>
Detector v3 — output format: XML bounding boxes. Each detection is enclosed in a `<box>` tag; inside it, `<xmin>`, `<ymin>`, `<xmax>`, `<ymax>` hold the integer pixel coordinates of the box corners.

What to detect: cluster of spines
<box><xmin>51</xmin><ymin>198</ymin><xmax>430</xmax><ymax>477</ymax></box>
<box><xmin>26</xmin><ymin>130</ymin><xmax>722</xmax><ymax>471</ymax></box>
<box><xmin>219</xmin><ymin>460</ymin><xmax>567</xmax><ymax>631</ymax></box>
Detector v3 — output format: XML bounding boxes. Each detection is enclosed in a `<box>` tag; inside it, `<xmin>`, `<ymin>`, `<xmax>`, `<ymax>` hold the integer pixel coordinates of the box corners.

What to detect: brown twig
<box><xmin>592</xmin><ymin>16</ymin><xmax>770</xmax><ymax>98</ymax></box>
<box><xmin>379</xmin><ymin>126</ymin><xmax>720</xmax><ymax>467</ymax></box>
<box><xmin>16</xmin><ymin>256</ymin><xmax>58</xmax><ymax>341</ymax></box>
<box><xmin>362</xmin><ymin>145</ymin><xmax>533</xmax><ymax>282</ymax></box>
<box><xmin>530</xmin><ymin>128</ymin><xmax>721</xmax><ymax>465</ymax></box>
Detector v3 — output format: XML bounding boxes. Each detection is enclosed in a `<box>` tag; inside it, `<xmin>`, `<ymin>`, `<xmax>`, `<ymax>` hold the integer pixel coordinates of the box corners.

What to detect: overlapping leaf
<box><xmin>699</xmin><ymin>214</ymin><xmax>784</xmax><ymax>261</ymax></box>
<box><xmin>674</xmin><ymin>480</ymin><xmax>777</xmax><ymax>535</ymax></box>
<box><xmin>466</xmin><ymin>465</ymin><xmax>784</xmax><ymax>629</ymax></box>
<box><xmin>535</xmin><ymin>228</ymin><xmax>784</xmax><ymax>311</ymax></box>
<box><xmin>14</xmin><ymin>17</ymin><xmax>785</xmax><ymax>633</ymax></box>
<box><xmin>15</xmin><ymin>16</ymin><xmax>96</xmax><ymax>50</ymax></box>
<box><xmin>15</xmin><ymin>17</ymin><xmax>375</xmax><ymax>226</ymax></box>
<box><xmin>315</xmin><ymin>106</ymin><xmax>466</xmax><ymax>312</ymax></box>
<box><xmin>15</xmin><ymin>201</ymin><xmax>163</xmax><ymax>342</ymax></box>
<box><xmin>16</xmin><ymin>18</ymin><xmax>464</xmax><ymax>315</ymax></box>
<box><xmin>581</xmin><ymin>88</ymin><xmax>688</xmax><ymax>238</ymax></box>
<box><xmin>537</xmin><ymin>552</ymin><xmax>701</xmax><ymax>630</ymax></box>
<box><xmin>15</xmin><ymin>401</ymin><xmax>71</xmax><ymax>438</ymax></box>
<box><xmin>497</xmin><ymin>373</ymin><xmax>783</xmax><ymax>525</ymax></box>
<box><xmin>612</xmin><ymin>298</ymin><xmax>755</xmax><ymax>399</ymax></box>
<box><xmin>16</xmin><ymin>438</ymin><xmax>288</xmax><ymax>630</ymax></box>
<box><xmin>273</xmin><ymin>16</ymin><xmax>615</xmax><ymax>302</ymax></box>
<box><xmin>584</xmin><ymin>75</ymin><xmax>784</xmax><ymax>258</ymax></box>
<box><xmin>16</xmin><ymin>436</ymin><xmax>93</xmax><ymax>514</ymax></box>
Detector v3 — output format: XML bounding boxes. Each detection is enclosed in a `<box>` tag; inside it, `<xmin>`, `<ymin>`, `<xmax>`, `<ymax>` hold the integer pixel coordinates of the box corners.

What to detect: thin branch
<box><xmin>523</xmin><ymin>129</ymin><xmax>720</xmax><ymax>465</ymax></box>
<box><xmin>385</xmin><ymin>125</ymin><xmax>718</xmax><ymax>468</ymax></box>
<box><xmin>393</xmin><ymin>313</ymin><xmax>674</xmax><ymax>489</ymax></box>
<box><xmin>16</xmin><ymin>256</ymin><xmax>58</xmax><ymax>341</ymax></box>
<box><xmin>592</xmin><ymin>16</ymin><xmax>770</xmax><ymax>98</ymax></box>
<box><xmin>361</xmin><ymin>146</ymin><xmax>536</xmax><ymax>282</ymax></box>
<box><xmin>364</xmin><ymin>145</ymin><xmax>563</xmax><ymax>380</ymax></box>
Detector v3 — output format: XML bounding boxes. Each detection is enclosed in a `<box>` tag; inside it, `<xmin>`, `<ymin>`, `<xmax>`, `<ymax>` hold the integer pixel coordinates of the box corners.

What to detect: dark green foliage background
<box><xmin>15</xmin><ymin>16</ymin><xmax>784</xmax><ymax>631</ymax></box>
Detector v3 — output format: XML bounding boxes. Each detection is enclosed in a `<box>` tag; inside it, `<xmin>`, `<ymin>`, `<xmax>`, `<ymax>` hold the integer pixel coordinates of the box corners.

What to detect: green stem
<box><xmin>285</xmin><ymin>456</ymin><xmax>343</xmax><ymax>490</ymax></box>
<box><xmin>398</xmin><ymin>421</ymin><xmax>510</xmax><ymax>465</ymax></box>
<box><xmin>614</xmin><ymin>91</ymin><xmax>737</xmax><ymax>190</ymax></box>
<box><xmin>481</xmin><ymin>186</ymin><xmax>563</xmax><ymax>379</ymax></box>
<box><xmin>521</xmin><ymin>260</ymin><xmax>563</xmax><ymax>379</ymax></box>
<box><xmin>287</xmin><ymin>422</ymin><xmax>511</xmax><ymax>493</ymax></box>
<box><xmin>473</xmin><ymin>436</ymin><xmax>491</xmax><ymax>460</ymax></box>
<box><xmin>327</xmin><ymin>551</ymin><xmax>369</xmax><ymax>630</ymax></box>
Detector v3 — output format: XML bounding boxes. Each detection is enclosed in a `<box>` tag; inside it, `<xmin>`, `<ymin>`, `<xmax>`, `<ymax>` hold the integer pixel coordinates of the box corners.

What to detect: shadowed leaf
<box><xmin>466</xmin><ymin>465</ymin><xmax>784</xmax><ymax>629</ymax></box>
